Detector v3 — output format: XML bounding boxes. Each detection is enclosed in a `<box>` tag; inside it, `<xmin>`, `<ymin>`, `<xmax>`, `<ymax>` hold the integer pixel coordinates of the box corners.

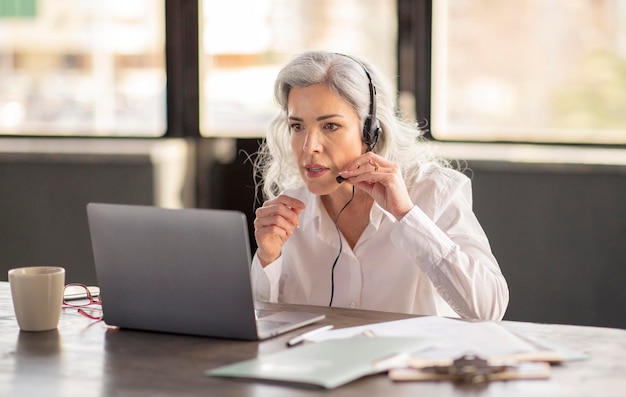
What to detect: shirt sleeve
<box><xmin>250</xmin><ymin>253</ymin><xmax>282</xmax><ymax>303</ymax></box>
<box><xmin>390</xmin><ymin>170</ymin><xmax>509</xmax><ymax>321</ymax></box>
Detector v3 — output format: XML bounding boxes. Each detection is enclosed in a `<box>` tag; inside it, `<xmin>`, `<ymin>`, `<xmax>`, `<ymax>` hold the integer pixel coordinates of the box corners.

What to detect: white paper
<box><xmin>306</xmin><ymin>316</ymin><xmax>542</xmax><ymax>360</ymax></box>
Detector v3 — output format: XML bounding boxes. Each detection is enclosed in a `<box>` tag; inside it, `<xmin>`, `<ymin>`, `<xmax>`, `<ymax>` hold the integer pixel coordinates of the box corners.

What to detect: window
<box><xmin>431</xmin><ymin>0</ymin><xmax>626</xmax><ymax>145</ymax></box>
<box><xmin>0</xmin><ymin>0</ymin><xmax>166</xmax><ymax>136</ymax></box>
<box><xmin>199</xmin><ymin>0</ymin><xmax>397</xmax><ymax>137</ymax></box>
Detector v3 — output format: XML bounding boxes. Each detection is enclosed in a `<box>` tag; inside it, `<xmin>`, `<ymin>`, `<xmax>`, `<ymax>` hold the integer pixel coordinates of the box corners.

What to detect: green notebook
<box><xmin>206</xmin><ymin>337</ymin><xmax>432</xmax><ymax>389</ymax></box>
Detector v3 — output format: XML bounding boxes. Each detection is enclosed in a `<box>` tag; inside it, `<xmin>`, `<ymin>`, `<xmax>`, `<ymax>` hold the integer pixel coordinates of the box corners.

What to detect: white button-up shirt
<box><xmin>251</xmin><ymin>163</ymin><xmax>509</xmax><ymax>320</ymax></box>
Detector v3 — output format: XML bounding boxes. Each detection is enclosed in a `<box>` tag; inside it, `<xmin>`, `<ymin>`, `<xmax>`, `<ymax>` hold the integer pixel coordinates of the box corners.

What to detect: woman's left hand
<box><xmin>337</xmin><ymin>152</ymin><xmax>414</xmax><ymax>220</ymax></box>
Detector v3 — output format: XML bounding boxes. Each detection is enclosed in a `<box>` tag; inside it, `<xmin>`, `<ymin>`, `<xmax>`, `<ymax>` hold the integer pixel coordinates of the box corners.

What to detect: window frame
<box><xmin>3</xmin><ymin>0</ymin><xmax>623</xmax><ymax>148</ymax></box>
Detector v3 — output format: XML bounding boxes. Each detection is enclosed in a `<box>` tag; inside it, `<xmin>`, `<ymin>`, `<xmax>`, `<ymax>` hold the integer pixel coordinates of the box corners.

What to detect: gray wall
<box><xmin>0</xmin><ymin>139</ymin><xmax>194</xmax><ymax>285</ymax></box>
<box><xmin>2</xmin><ymin>138</ymin><xmax>625</xmax><ymax>328</ymax></box>
<box><xmin>1</xmin><ymin>158</ymin><xmax>153</xmax><ymax>285</ymax></box>
<box><xmin>467</xmin><ymin>161</ymin><xmax>626</xmax><ymax>328</ymax></box>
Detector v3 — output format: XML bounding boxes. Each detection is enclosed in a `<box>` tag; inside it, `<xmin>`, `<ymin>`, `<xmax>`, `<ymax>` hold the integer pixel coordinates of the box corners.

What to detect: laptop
<box><xmin>86</xmin><ymin>203</ymin><xmax>324</xmax><ymax>340</ymax></box>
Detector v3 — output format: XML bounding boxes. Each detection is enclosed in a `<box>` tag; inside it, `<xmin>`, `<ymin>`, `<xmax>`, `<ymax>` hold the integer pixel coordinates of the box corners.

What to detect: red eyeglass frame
<box><xmin>63</xmin><ymin>283</ymin><xmax>103</xmax><ymax>321</ymax></box>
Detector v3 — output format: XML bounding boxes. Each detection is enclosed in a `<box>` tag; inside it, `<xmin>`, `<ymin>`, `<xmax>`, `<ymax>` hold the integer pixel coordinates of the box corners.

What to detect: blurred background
<box><xmin>1</xmin><ymin>0</ymin><xmax>625</xmax><ymax>328</ymax></box>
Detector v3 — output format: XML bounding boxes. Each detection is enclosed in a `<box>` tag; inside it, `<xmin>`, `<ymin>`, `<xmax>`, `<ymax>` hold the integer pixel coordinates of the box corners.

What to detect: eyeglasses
<box><xmin>63</xmin><ymin>283</ymin><xmax>103</xmax><ymax>321</ymax></box>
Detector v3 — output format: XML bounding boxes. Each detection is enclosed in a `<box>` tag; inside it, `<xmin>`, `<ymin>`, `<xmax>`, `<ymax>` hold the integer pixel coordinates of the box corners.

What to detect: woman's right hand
<box><xmin>253</xmin><ymin>195</ymin><xmax>306</xmax><ymax>267</ymax></box>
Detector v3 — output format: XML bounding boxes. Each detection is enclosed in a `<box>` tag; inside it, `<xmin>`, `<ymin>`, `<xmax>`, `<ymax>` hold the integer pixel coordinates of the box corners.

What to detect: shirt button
<box><xmin>260</xmin><ymin>294</ymin><xmax>269</xmax><ymax>301</ymax></box>
<box><xmin>350</xmin><ymin>302</ymin><xmax>357</xmax><ymax>309</ymax></box>
<box><xmin>416</xmin><ymin>256</ymin><xmax>424</xmax><ymax>264</ymax></box>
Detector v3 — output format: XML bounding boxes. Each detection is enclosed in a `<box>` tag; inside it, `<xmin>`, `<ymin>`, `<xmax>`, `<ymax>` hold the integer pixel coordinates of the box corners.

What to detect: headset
<box><xmin>334</xmin><ymin>54</ymin><xmax>383</xmax><ymax>185</ymax></box>
<box><xmin>335</xmin><ymin>53</ymin><xmax>382</xmax><ymax>152</ymax></box>
<box><xmin>360</xmin><ymin>65</ymin><xmax>382</xmax><ymax>152</ymax></box>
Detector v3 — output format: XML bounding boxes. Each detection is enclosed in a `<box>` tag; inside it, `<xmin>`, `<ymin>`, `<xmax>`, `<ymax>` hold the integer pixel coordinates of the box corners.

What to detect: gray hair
<box><xmin>254</xmin><ymin>50</ymin><xmax>439</xmax><ymax>201</ymax></box>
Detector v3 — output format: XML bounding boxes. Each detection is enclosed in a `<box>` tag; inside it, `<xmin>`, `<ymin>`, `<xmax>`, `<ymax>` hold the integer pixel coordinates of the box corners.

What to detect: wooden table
<box><xmin>1</xmin><ymin>281</ymin><xmax>625</xmax><ymax>396</ymax></box>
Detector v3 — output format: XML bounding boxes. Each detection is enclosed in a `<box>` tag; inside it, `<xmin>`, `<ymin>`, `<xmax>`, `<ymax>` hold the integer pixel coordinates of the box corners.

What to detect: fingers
<box><xmin>255</xmin><ymin>196</ymin><xmax>305</xmax><ymax>230</ymax></box>
<box><xmin>253</xmin><ymin>196</ymin><xmax>306</xmax><ymax>266</ymax></box>
<box><xmin>274</xmin><ymin>195</ymin><xmax>307</xmax><ymax>212</ymax></box>
<box><xmin>337</xmin><ymin>153</ymin><xmax>389</xmax><ymax>183</ymax></box>
<box><xmin>335</xmin><ymin>154</ymin><xmax>413</xmax><ymax>219</ymax></box>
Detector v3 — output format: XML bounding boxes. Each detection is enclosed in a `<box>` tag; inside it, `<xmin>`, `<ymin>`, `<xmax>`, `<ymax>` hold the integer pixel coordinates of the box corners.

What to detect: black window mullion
<box><xmin>165</xmin><ymin>0</ymin><xmax>199</xmax><ymax>138</ymax></box>
<box><xmin>397</xmin><ymin>0</ymin><xmax>432</xmax><ymax>139</ymax></box>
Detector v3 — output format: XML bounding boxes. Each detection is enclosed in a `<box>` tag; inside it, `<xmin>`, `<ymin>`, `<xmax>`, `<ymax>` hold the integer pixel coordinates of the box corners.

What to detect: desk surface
<box><xmin>1</xmin><ymin>282</ymin><xmax>625</xmax><ymax>396</ymax></box>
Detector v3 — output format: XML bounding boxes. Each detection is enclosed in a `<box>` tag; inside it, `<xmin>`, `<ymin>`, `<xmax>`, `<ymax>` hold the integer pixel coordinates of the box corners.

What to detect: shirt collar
<box><xmin>294</xmin><ymin>187</ymin><xmax>395</xmax><ymax>236</ymax></box>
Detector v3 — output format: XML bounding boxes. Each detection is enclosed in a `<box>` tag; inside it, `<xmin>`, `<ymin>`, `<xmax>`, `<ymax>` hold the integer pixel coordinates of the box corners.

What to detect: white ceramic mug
<box><xmin>8</xmin><ymin>267</ymin><xmax>65</xmax><ymax>332</ymax></box>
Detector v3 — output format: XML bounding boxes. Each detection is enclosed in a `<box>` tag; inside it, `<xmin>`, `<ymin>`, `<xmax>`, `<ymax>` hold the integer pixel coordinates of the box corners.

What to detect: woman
<box><xmin>251</xmin><ymin>51</ymin><xmax>508</xmax><ymax>320</ymax></box>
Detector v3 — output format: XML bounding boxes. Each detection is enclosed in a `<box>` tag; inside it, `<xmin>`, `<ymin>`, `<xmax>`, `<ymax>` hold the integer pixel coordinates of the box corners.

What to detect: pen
<box><xmin>286</xmin><ymin>325</ymin><xmax>334</xmax><ymax>347</ymax></box>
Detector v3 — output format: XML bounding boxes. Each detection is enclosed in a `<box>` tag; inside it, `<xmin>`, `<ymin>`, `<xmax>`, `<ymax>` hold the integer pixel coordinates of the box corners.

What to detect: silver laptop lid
<box><xmin>87</xmin><ymin>203</ymin><xmax>259</xmax><ymax>340</ymax></box>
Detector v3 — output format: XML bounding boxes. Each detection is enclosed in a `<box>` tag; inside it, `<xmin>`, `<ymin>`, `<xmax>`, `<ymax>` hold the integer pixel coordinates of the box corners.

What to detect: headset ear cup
<box><xmin>372</xmin><ymin>119</ymin><xmax>382</xmax><ymax>147</ymax></box>
<box><xmin>363</xmin><ymin>117</ymin><xmax>373</xmax><ymax>148</ymax></box>
<box><xmin>363</xmin><ymin>117</ymin><xmax>382</xmax><ymax>152</ymax></box>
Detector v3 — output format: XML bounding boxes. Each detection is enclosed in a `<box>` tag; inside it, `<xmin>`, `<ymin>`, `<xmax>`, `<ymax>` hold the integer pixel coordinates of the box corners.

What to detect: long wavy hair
<box><xmin>254</xmin><ymin>51</ymin><xmax>440</xmax><ymax>201</ymax></box>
